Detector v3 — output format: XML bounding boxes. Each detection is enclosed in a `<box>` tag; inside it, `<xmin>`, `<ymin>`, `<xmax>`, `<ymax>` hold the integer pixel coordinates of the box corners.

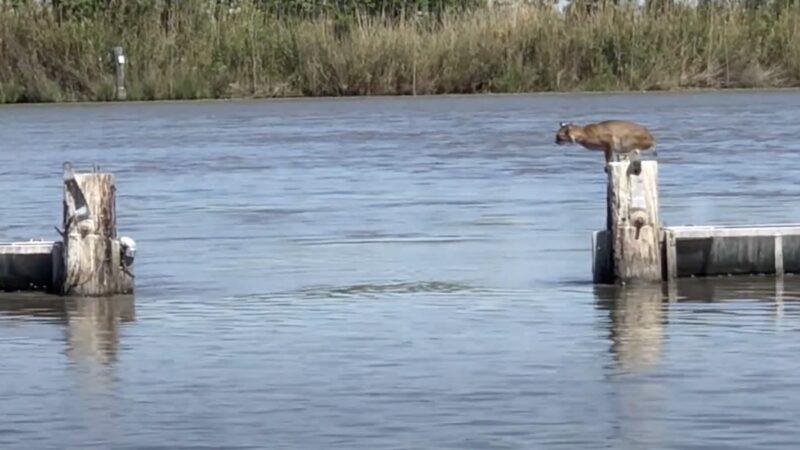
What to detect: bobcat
<box><xmin>555</xmin><ymin>120</ymin><xmax>657</xmax><ymax>173</ymax></box>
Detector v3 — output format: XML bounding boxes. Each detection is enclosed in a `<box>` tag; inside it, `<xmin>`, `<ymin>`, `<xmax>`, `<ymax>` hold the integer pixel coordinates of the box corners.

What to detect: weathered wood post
<box><xmin>112</xmin><ymin>46</ymin><xmax>127</xmax><ymax>100</ymax></box>
<box><xmin>61</xmin><ymin>163</ymin><xmax>134</xmax><ymax>296</ymax></box>
<box><xmin>604</xmin><ymin>160</ymin><xmax>662</xmax><ymax>284</ymax></box>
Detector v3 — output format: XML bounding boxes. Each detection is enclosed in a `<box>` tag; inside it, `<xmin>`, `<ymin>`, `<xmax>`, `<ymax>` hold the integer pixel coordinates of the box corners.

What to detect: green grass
<box><xmin>1</xmin><ymin>1</ymin><xmax>799</xmax><ymax>103</ymax></box>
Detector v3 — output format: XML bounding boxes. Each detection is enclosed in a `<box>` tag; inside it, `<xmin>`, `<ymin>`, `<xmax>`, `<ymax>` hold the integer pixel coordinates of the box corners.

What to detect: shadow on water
<box><xmin>0</xmin><ymin>293</ymin><xmax>135</xmax><ymax>366</ymax></box>
<box><xmin>593</xmin><ymin>276</ymin><xmax>800</xmax><ymax>373</ymax></box>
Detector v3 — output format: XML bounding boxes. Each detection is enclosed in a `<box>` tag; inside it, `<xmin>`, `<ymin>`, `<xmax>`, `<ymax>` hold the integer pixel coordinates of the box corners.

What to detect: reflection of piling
<box><xmin>596</xmin><ymin>277</ymin><xmax>794</xmax><ymax>373</ymax></box>
<box><xmin>0</xmin><ymin>294</ymin><xmax>135</xmax><ymax>367</ymax></box>
<box><xmin>595</xmin><ymin>284</ymin><xmax>666</xmax><ymax>372</ymax></box>
<box><xmin>65</xmin><ymin>296</ymin><xmax>135</xmax><ymax>366</ymax></box>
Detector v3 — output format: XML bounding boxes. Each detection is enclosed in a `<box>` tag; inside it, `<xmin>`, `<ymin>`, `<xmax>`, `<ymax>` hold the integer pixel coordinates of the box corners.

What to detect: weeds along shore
<box><xmin>1</xmin><ymin>1</ymin><xmax>799</xmax><ymax>103</ymax></box>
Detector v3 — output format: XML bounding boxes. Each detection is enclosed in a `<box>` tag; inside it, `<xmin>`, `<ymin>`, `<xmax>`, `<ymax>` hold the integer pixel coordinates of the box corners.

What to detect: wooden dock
<box><xmin>593</xmin><ymin>160</ymin><xmax>800</xmax><ymax>284</ymax></box>
<box><xmin>0</xmin><ymin>163</ymin><xmax>135</xmax><ymax>296</ymax></box>
<box><xmin>0</xmin><ymin>241</ymin><xmax>62</xmax><ymax>293</ymax></box>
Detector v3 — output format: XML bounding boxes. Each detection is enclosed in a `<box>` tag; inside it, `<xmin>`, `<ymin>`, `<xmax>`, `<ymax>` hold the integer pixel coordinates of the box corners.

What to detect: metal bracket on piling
<box><xmin>626</xmin><ymin>150</ymin><xmax>643</xmax><ymax>176</ymax></box>
<box><xmin>633</xmin><ymin>215</ymin><xmax>645</xmax><ymax>240</ymax></box>
<box><xmin>63</xmin><ymin>162</ymin><xmax>91</xmax><ymax>232</ymax></box>
<box><xmin>629</xmin><ymin>168</ymin><xmax>649</xmax><ymax>242</ymax></box>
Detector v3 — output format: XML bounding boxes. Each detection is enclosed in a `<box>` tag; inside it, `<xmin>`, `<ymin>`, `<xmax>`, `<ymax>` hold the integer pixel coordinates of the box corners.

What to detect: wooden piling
<box><xmin>112</xmin><ymin>46</ymin><xmax>127</xmax><ymax>100</ymax></box>
<box><xmin>606</xmin><ymin>160</ymin><xmax>662</xmax><ymax>284</ymax></box>
<box><xmin>61</xmin><ymin>163</ymin><xmax>133</xmax><ymax>296</ymax></box>
<box><xmin>590</xmin><ymin>161</ymin><xmax>800</xmax><ymax>283</ymax></box>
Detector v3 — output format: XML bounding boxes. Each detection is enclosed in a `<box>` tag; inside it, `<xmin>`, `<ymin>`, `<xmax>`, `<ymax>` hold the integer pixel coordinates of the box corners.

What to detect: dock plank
<box><xmin>0</xmin><ymin>241</ymin><xmax>61</xmax><ymax>293</ymax></box>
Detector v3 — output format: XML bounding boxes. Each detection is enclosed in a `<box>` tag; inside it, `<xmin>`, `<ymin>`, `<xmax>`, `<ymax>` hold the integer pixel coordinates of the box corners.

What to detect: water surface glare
<box><xmin>2</xmin><ymin>92</ymin><xmax>800</xmax><ymax>449</ymax></box>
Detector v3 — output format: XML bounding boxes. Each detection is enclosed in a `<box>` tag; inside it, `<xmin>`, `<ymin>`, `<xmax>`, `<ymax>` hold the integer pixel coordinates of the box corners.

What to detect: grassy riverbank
<box><xmin>1</xmin><ymin>1</ymin><xmax>799</xmax><ymax>103</ymax></box>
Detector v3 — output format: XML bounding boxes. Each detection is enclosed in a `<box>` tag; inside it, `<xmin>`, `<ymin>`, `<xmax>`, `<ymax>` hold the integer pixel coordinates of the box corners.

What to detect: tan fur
<box><xmin>554</xmin><ymin>120</ymin><xmax>656</xmax><ymax>167</ymax></box>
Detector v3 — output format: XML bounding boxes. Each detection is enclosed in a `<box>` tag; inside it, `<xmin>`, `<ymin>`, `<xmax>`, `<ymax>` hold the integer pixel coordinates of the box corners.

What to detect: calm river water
<box><xmin>2</xmin><ymin>91</ymin><xmax>800</xmax><ymax>449</ymax></box>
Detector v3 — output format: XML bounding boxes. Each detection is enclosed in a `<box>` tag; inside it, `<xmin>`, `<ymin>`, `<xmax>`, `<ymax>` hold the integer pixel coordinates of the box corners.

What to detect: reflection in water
<box><xmin>64</xmin><ymin>296</ymin><xmax>135</xmax><ymax>367</ymax></box>
<box><xmin>667</xmin><ymin>275</ymin><xmax>800</xmax><ymax>322</ymax></box>
<box><xmin>595</xmin><ymin>277</ymin><xmax>799</xmax><ymax>373</ymax></box>
<box><xmin>0</xmin><ymin>293</ymin><xmax>68</xmax><ymax>321</ymax></box>
<box><xmin>594</xmin><ymin>277</ymin><xmax>797</xmax><ymax>448</ymax></box>
<box><xmin>594</xmin><ymin>284</ymin><xmax>666</xmax><ymax>373</ymax></box>
<box><xmin>4</xmin><ymin>93</ymin><xmax>800</xmax><ymax>449</ymax></box>
<box><xmin>594</xmin><ymin>284</ymin><xmax>669</xmax><ymax>448</ymax></box>
<box><xmin>0</xmin><ymin>294</ymin><xmax>135</xmax><ymax>367</ymax></box>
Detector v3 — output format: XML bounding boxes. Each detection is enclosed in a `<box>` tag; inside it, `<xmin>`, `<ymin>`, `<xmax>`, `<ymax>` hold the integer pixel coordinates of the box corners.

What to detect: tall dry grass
<box><xmin>1</xmin><ymin>1</ymin><xmax>799</xmax><ymax>103</ymax></box>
